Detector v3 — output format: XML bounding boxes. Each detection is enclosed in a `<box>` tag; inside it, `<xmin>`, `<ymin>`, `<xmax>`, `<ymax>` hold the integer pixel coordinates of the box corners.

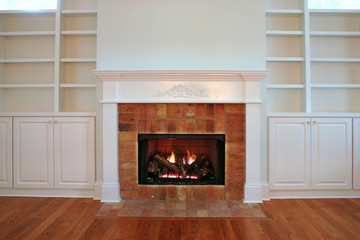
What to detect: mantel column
<box><xmin>101</xmin><ymin>103</ymin><xmax>120</xmax><ymax>202</ymax></box>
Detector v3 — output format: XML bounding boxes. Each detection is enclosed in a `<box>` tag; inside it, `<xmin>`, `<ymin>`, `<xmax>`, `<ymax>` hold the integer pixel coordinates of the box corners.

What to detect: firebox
<box><xmin>138</xmin><ymin>134</ymin><xmax>225</xmax><ymax>185</ymax></box>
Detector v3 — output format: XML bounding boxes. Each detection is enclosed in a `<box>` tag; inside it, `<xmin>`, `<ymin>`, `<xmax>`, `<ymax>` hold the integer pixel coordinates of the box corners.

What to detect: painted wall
<box><xmin>97</xmin><ymin>0</ymin><xmax>266</xmax><ymax>70</ymax></box>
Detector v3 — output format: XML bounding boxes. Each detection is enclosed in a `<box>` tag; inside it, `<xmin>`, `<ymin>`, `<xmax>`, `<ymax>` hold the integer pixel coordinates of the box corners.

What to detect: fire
<box><xmin>186</xmin><ymin>149</ymin><xmax>196</xmax><ymax>165</ymax></box>
<box><xmin>158</xmin><ymin>149</ymin><xmax>200</xmax><ymax>180</ymax></box>
<box><xmin>167</xmin><ymin>150</ymin><xmax>176</xmax><ymax>163</ymax></box>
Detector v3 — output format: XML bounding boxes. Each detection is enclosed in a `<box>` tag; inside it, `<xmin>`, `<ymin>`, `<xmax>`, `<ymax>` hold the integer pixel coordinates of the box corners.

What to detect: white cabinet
<box><xmin>311</xmin><ymin>118</ymin><xmax>352</xmax><ymax>189</ymax></box>
<box><xmin>0</xmin><ymin>117</ymin><xmax>12</xmax><ymax>188</ymax></box>
<box><xmin>13</xmin><ymin>117</ymin><xmax>95</xmax><ymax>189</ymax></box>
<box><xmin>269</xmin><ymin>118</ymin><xmax>311</xmax><ymax>190</ymax></box>
<box><xmin>354</xmin><ymin>118</ymin><xmax>360</xmax><ymax>189</ymax></box>
<box><xmin>54</xmin><ymin>117</ymin><xmax>95</xmax><ymax>189</ymax></box>
<box><xmin>269</xmin><ymin>117</ymin><xmax>353</xmax><ymax>190</ymax></box>
<box><xmin>13</xmin><ymin>117</ymin><xmax>54</xmax><ymax>188</ymax></box>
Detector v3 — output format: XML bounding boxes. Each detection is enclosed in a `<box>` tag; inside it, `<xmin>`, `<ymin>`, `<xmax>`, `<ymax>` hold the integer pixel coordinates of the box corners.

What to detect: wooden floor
<box><xmin>1</xmin><ymin>197</ymin><xmax>360</xmax><ymax>240</ymax></box>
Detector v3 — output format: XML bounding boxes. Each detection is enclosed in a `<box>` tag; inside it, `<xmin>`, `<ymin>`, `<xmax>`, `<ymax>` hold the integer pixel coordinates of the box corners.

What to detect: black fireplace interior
<box><xmin>138</xmin><ymin>134</ymin><xmax>225</xmax><ymax>185</ymax></box>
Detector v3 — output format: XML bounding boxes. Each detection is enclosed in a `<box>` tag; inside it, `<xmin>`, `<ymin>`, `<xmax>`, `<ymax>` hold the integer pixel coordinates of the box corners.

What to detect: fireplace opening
<box><xmin>138</xmin><ymin>134</ymin><xmax>225</xmax><ymax>185</ymax></box>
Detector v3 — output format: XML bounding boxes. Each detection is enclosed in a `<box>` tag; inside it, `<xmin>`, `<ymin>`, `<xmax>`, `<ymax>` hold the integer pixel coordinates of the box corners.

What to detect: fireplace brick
<box><xmin>206</xmin><ymin>186</ymin><xmax>215</xmax><ymax>200</ymax></box>
<box><xmin>225</xmin><ymin>104</ymin><xmax>245</xmax><ymax>114</ymax></box>
<box><xmin>196</xmin><ymin>119</ymin><xmax>206</xmax><ymax>133</ymax></box>
<box><xmin>149</xmin><ymin>186</ymin><xmax>159</xmax><ymax>200</ymax></box>
<box><xmin>196</xmin><ymin>104</ymin><xmax>205</xmax><ymax>118</ymax></box>
<box><xmin>138</xmin><ymin>119</ymin><xmax>147</xmax><ymax>133</ymax></box>
<box><xmin>159</xmin><ymin>186</ymin><xmax>167</xmax><ymax>200</ymax></box>
<box><xmin>118</xmin><ymin>142</ymin><xmax>136</xmax><ymax>151</ymax></box>
<box><xmin>118</xmin><ymin>151</ymin><xmax>136</xmax><ymax>162</ymax></box>
<box><xmin>118</xmin><ymin>123</ymin><xmax>136</xmax><ymax>132</ymax></box>
<box><xmin>206</xmin><ymin>104</ymin><xmax>215</xmax><ymax>118</ymax></box>
<box><xmin>215</xmin><ymin>119</ymin><xmax>225</xmax><ymax>133</ymax></box>
<box><xmin>118</xmin><ymin>132</ymin><xmax>137</xmax><ymax>142</ymax></box>
<box><xmin>206</xmin><ymin>119</ymin><xmax>215</xmax><ymax>133</ymax></box>
<box><xmin>148</xmin><ymin>119</ymin><xmax>157</xmax><ymax>133</ymax></box>
<box><xmin>186</xmin><ymin>186</ymin><xmax>197</xmax><ymax>200</ymax></box>
<box><xmin>186</xmin><ymin>120</ymin><xmax>196</xmax><ymax>133</ymax></box>
<box><xmin>157</xmin><ymin>104</ymin><xmax>167</xmax><ymax>119</ymax></box>
<box><xmin>118</xmin><ymin>113</ymin><xmax>136</xmax><ymax>123</ymax></box>
<box><xmin>215</xmin><ymin>104</ymin><xmax>225</xmax><ymax>119</ymax></box>
<box><xmin>176</xmin><ymin>119</ymin><xmax>186</xmax><ymax>133</ymax></box>
<box><xmin>167</xmin><ymin>104</ymin><xmax>177</xmax><ymax>118</ymax></box>
<box><xmin>119</xmin><ymin>171</ymin><xmax>137</xmax><ymax>181</ymax></box>
<box><xmin>118</xmin><ymin>103</ymin><xmax>245</xmax><ymax>201</ymax></box>
<box><xmin>138</xmin><ymin>185</ymin><xmax>149</xmax><ymax>200</ymax></box>
<box><xmin>167</xmin><ymin>119</ymin><xmax>176</xmax><ymax>133</ymax></box>
<box><xmin>147</xmin><ymin>104</ymin><xmax>157</xmax><ymax>118</ymax></box>
<box><xmin>120</xmin><ymin>181</ymin><xmax>138</xmax><ymax>191</ymax></box>
<box><xmin>215</xmin><ymin>186</ymin><xmax>225</xmax><ymax>200</ymax></box>
<box><xmin>176</xmin><ymin>104</ymin><xmax>186</xmax><ymax>118</ymax></box>
<box><xmin>177</xmin><ymin>186</ymin><xmax>187</xmax><ymax>201</ymax></box>
<box><xmin>118</xmin><ymin>104</ymin><xmax>137</xmax><ymax>113</ymax></box>
<box><xmin>121</xmin><ymin>191</ymin><xmax>138</xmax><ymax>200</ymax></box>
<box><xmin>167</xmin><ymin>186</ymin><xmax>177</xmax><ymax>200</ymax></box>
<box><xmin>138</xmin><ymin>104</ymin><xmax>147</xmax><ymax>118</ymax></box>
<box><xmin>186</xmin><ymin>103</ymin><xmax>196</xmax><ymax>118</ymax></box>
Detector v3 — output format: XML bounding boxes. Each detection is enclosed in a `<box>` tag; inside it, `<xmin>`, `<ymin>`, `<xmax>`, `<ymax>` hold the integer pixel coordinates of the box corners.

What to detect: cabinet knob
<box><xmin>312</xmin><ymin>121</ymin><xmax>316</xmax><ymax>125</ymax></box>
<box><xmin>49</xmin><ymin>120</ymin><xmax>53</xmax><ymax>124</ymax></box>
<box><xmin>306</xmin><ymin>121</ymin><xmax>310</xmax><ymax>125</ymax></box>
<box><xmin>55</xmin><ymin>120</ymin><xmax>58</xmax><ymax>124</ymax></box>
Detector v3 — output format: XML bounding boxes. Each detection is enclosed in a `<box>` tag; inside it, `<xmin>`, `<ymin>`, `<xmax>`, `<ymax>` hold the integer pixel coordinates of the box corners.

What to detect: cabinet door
<box><xmin>269</xmin><ymin>118</ymin><xmax>311</xmax><ymax>190</ymax></box>
<box><xmin>54</xmin><ymin>117</ymin><xmax>95</xmax><ymax>189</ymax></box>
<box><xmin>0</xmin><ymin>117</ymin><xmax>12</xmax><ymax>188</ymax></box>
<box><xmin>354</xmin><ymin>118</ymin><xmax>360</xmax><ymax>190</ymax></box>
<box><xmin>14</xmin><ymin>117</ymin><xmax>54</xmax><ymax>188</ymax></box>
<box><xmin>311</xmin><ymin>118</ymin><xmax>352</xmax><ymax>190</ymax></box>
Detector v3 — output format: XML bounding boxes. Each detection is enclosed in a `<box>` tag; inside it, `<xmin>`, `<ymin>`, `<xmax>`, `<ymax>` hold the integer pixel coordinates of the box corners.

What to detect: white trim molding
<box><xmin>94</xmin><ymin>70</ymin><xmax>268</xmax><ymax>203</ymax></box>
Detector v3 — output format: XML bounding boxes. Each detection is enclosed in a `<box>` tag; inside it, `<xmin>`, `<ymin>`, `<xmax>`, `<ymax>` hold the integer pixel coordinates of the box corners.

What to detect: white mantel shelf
<box><xmin>94</xmin><ymin>69</ymin><xmax>268</xmax><ymax>203</ymax></box>
<box><xmin>94</xmin><ymin>70</ymin><xmax>268</xmax><ymax>104</ymax></box>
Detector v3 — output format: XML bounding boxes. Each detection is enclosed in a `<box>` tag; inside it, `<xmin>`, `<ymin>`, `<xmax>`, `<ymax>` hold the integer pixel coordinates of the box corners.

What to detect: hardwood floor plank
<box><xmin>1</xmin><ymin>197</ymin><xmax>360</xmax><ymax>240</ymax></box>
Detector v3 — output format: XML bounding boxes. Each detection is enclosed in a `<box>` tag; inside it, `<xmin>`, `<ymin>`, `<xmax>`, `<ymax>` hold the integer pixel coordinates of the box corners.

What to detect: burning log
<box><xmin>147</xmin><ymin>160</ymin><xmax>158</xmax><ymax>173</ymax></box>
<box><xmin>174</xmin><ymin>150</ymin><xmax>187</xmax><ymax>177</ymax></box>
<box><xmin>153</xmin><ymin>153</ymin><xmax>181</xmax><ymax>175</ymax></box>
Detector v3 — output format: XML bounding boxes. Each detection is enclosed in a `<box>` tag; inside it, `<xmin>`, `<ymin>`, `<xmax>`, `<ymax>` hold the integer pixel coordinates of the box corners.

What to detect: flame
<box><xmin>167</xmin><ymin>150</ymin><xmax>176</xmax><ymax>163</ymax></box>
<box><xmin>186</xmin><ymin>149</ymin><xmax>196</xmax><ymax>165</ymax></box>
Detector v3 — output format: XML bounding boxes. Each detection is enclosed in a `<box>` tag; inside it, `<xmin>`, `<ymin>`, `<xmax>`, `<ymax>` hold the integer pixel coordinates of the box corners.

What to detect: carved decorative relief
<box><xmin>153</xmin><ymin>84</ymin><xmax>209</xmax><ymax>98</ymax></box>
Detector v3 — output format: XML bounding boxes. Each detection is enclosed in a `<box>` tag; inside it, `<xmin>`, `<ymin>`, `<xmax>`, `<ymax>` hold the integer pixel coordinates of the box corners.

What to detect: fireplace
<box><xmin>138</xmin><ymin>134</ymin><xmax>225</xmax><ymax>185</ymax></box>
<box><xmin>94</xmin><ymin>70</ymin><xmax>268</xmax><ymax>203</ymax></box>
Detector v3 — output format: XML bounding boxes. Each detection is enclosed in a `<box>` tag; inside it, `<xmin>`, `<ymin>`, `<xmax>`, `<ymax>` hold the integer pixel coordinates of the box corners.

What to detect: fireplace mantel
<box><xmin>94</xmin><ymin>70</ymin><xmax>268</xmax><ymax>203</ymax></box>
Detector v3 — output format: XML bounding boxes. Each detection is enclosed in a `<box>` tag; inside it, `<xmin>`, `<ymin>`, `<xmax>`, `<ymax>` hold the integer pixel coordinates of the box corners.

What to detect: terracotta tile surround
<box><xmin>118</xmin><ymin>103</ymin><xmax>245</xmax><ymax>201</ymax></box>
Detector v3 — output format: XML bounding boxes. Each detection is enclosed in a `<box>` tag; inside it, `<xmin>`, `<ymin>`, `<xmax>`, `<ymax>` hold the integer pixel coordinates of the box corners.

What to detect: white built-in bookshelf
<box><xmin>266</xmin><ymin>0</ymin><xmax>360</xmax><ymax>113</ymax></box>
<box><xmin>0</xmin><ymin>0</ymin><xmax>97</xmax><ymax>113</ymax></box>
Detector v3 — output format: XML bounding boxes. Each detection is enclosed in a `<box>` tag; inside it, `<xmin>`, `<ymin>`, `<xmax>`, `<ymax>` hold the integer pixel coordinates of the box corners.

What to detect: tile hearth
<box><xmin>96</xmin><ymin>200</ymin><xmax>266</xmax><ymax>218</ymax></box>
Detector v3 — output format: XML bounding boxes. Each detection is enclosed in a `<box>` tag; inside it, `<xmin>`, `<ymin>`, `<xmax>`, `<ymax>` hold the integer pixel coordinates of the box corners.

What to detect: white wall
<box><xmin>97</xmin><ymin>0</ymin><xmax>266</xmax><ymax>70</ymax></box>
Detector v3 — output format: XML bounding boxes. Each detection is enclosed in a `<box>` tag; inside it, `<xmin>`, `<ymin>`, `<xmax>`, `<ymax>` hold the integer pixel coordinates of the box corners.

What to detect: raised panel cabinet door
<box><xmin>354</xmin><ymin>118</ymin><xmax>360</xmax><ymax>189</ymax></box>
<box><xmin>13</xmin><ymin>117</ymin><xmax>54</xmax><ymax>188</ymax></box>
<box><xmin>311</xmin><ymin>118</ymin><xmax>352</xmax><ymax>190</ymax></box>
<box><xmin>54</xmin><ymin>117</ymin><xmax>95</xmax><ymax>189</ymax></box>
<box><xmin>0</xmin><ymin>117</ymin><xmax>12</xmax><ymax>188</ymax></box>
<box><xmin>269</xmin><ymin>118</ymin><xmax>311</xmax><ymax>190</ymax></box>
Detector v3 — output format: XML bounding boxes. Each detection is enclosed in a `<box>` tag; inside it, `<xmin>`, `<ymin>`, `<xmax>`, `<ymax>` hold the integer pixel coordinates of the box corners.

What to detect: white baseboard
<box><xmin>0</xmin><ymin>188</ymin><xmax>95</xmax><ymax>198</ymax></box>
<box><xmin>93</xmin><ymin>181</ymin><xmax>103</xmax><ymax>200</ymax></box>
<box><xmin>261</xmin><ymin>182</ymin><xmax>270</xmax><ymax>201</ymax></box>
<box><xmin>101</xmin><ymin>182</ymin><xmax>120</xmax><ymax>202</ymax></box>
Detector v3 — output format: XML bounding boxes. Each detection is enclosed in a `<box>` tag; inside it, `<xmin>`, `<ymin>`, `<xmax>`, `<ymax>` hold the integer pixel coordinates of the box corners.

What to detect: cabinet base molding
<box><xmin>93</xmin><ymin>181</ymin><xmax>103</xmax><ymax>200</ymax></box>
<box><xmin>0</xmin><ymin>188</ymin><xmax>95</xmax><ymax>198</ymax></box>
<box><xmin>270</xmin><ymin>190</ymin><xmax>360</xmax><ymax>199</ymax></box>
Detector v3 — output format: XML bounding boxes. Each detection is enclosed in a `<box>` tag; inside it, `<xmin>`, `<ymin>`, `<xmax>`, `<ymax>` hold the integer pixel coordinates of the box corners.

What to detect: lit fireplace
<box><xmin>138</xmin><ymin>134</ymin><xmax>225</xmax><ymax>185</ymax></box>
